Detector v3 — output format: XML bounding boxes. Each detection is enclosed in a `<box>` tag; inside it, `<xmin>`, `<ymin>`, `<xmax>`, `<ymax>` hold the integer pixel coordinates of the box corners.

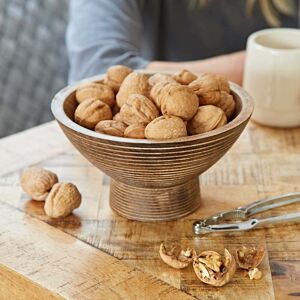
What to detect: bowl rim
<box><xmin>51</xmin><ymin>71</ymin><xmax>254</xmax><ymax>144</ymax></box>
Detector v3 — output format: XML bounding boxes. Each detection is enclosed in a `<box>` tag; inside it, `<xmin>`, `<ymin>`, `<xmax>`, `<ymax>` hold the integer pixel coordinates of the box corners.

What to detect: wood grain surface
<box><xmin>0</xmin><ymin>121</ymin><xmax>300</xmax><ymax>299</ymax></box>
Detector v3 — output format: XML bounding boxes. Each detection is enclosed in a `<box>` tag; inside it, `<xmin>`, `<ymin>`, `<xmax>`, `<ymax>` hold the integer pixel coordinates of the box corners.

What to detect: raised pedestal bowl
<box><xmin>51</xmin><ymin>73</ymin><xmax>254</xmax><ymax>221</ymax></box>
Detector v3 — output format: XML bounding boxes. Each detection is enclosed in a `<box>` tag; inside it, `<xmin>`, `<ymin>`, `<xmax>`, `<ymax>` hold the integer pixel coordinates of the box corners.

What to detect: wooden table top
<box><xmin>0</xmin><ymin>120</ymin><xmax>299</xmax><ymax>300</ymax></box>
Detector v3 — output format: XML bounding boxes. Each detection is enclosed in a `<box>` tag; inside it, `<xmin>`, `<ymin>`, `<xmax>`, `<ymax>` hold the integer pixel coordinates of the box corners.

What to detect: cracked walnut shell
<box><xmin>76</xmin><ymin>82</ymin><xmax>115</xmax><ymax>107</ymax></box>
<box><xmin>189</xmin><ymin>73</ymin><xmax>235</xmax><ymax>118</ymax></box>
<box><xmin>95</xmin><ymin>120</ymin><xmax>127</xmax><ymax>137</ymax></box>
<box><xmin>75</xmin><ymin>99</ymin><xmax>112</xmax><ymax>130</ymax></box>
<box><xmin>187</xmin><ymin>105</ymin><xmax>227</xmax><ymax>135</ymax></box>
<box><xmin>145</xmin><ymin>115</ymin><xmax>187</xmax><ymax>139</ymax></box>
<box><xmin>173</xmin><ymin>69</ymin><xmax>197</xmax><ymax>85</ymax></box>
<box><xmin>159</xmin><ymin>83</ymin><xmax>199</xmax><ymax>120</ymax></box>
<box><xmin>159</xmin><ymin>243</ymin><xmax>196</xmax><ymax>269</ymax></box>
<box><xmin>44</xmin><ymin>183</ymin><xmax>81</xmax><ymax>218</ymax></box>
<box><xmin>193</xmin><ymin>249</ymin><xmax>236</xmax><ymax>287</ymax></box>
<box><xmin>120</xmin><ymin>94</ymin><xmax>159</xmax><ymax>125</ymax></box>
<box><xmin>124</xmin><ymin>124</ymin><xmax>145</xmax><ymax>139</ymax></box>
<box><xmin>20</xmin><ymin>167</ymin><xmax>58</xmax><ymax>201</ymax></box>
<box><xmin>104</xmin><ymin>65</ymin><xmax>133</xmax><ymax>92</ymax></box>
<box><xmin>236</xmin><ymin>246</ymin><xmax>265</xmax><ymax>270</ymax></box>
<box><xmin>116</xmin><ymin>72</ymin><xmax>150</xmax><ymax>107</ymax></box>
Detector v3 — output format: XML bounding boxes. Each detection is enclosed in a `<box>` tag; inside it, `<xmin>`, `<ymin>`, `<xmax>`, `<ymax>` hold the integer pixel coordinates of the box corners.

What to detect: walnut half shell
<box><xmin>236</xmin><ymin>246</ymin><xmax>265</xmax><ymax>270</ymax></box>
<box><xmin>193</xmin><ymin>249</ymin><xmax>236</xmax><ymax>287</ymax></box>
<box><xmin>159</xmin><ymin>243</ymin><xmax>196</xmax><ymax>269</ymax></box>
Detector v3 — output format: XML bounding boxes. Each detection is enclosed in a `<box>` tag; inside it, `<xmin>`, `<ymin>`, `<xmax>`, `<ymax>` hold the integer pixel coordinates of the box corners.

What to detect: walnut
<box><xmin>193</xmin><ymin>249</ymin><xmax>236</xmax><ymax>287</ymax></box>
<box><xmin>119</xmin><ymin>94</ymin><xmax>159</xmax><ymax>125</ymax></box>
<box><xmin>145</xmin><ymin>115</ymin><xmax>187</xmax><ymax>139</ymax></box>
<box><xmin>104</xmin><ymin>65</ymin><xmax>133</xmax><ymax>92</ymax></box>
<box><xmin>20</xmin><ymin>167</ymin><xmax>58</xmax><ymax>201</ymax></box>
<box><xmin>173</xmin><ymin>69</ymin><xmax>197</xmax><ymax>85</ymax></box>
<box><xmin>189</xmin><ymin>73</ymin><xmax>235</xmax><ymax>118</ymax></box>
<box><xmin>148</xmin><ymin>73</ymin><xmax>175</xmax><ymax>87</ymax></box>
<box><xmin>236</xmin><ymin>246</ymin><xmax>265</xmax><ymax>270</ymax></box>
<box><xmin>187</xmin><ymin>105</ymin><xmax>227</xmax><ymax>135</ymax></box>
<box><xmin>113</xmin><ymin>112</ymin><xmax>123</xmax><ymax>122</ymax></box>
<box><xmin>159</xmin><ymin>83</ymin><xmax>199</xmax><ymax>120</ymax></box>
<box><xmin>150</xmin><ymin>81</ymin><xmax>172</xmax><ymax>108</ymax></box>
<box><xmin>248</xmin><ymin>268</ymin><xmax>262</xmax><ymax>280</ymax></box>
<box><xmin>159</xmin><ymin>243</ymin><xmax>196</xmax><ymax>269</ymax></box>
<box><xmin>124</xmin><ymin>124</ymin><xmax>145</xmax><ymax>139</ymax></box>
<box><xmin>218</xmin><ymin>91</ymin><xmax>236</xmax><ymax>119</ymax></box>
<box><xmin>116</xmin><ymin>72</ymin><xmax>149</xmax><ymax>107</ymax></box>
<box><xmin>75</xmin><ymin>82</ymin><xmax>115</xmax><ymax>107</ymax></box>
<box><xmin>75</xmin><ymin>99</ymin><xmax>112</xmax><ymax>129</ymax></box>
<box><xmin>44</xmin><ymin>183</ymin><xmax>81</xmax><ymax>218</ymax></box>
<box><xmin>95</xmin><ymin>120</ymin><xmax>127</xmax><ymax>137</ymax></box>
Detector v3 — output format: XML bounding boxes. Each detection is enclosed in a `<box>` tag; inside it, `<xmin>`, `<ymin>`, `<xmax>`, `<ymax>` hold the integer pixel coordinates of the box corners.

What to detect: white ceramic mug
<box><xmin>243</xmin><ymin>28</ymin><xmax>300</xmax><ymax>127</ymax></box>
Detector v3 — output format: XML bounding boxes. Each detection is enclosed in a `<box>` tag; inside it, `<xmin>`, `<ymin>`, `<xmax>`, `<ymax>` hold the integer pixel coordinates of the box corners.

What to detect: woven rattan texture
<box><xmin>0</xmin><ymin>0</ymin><xmax>68</xmax><ymax>137</ymax></box>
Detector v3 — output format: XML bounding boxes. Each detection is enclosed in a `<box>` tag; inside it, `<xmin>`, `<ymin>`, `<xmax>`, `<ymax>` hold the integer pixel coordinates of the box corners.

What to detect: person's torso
<box><xmin>140</xmin><ymin>0</ymin><xmax>299</xmax><ymax>61</ymax></box>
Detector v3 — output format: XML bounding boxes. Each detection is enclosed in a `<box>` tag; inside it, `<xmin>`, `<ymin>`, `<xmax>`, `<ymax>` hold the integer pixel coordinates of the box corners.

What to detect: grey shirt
<box><xmin>67</xmin><ymin>0</ymin><xmax>299</xmax><ymax>83</ymax></box>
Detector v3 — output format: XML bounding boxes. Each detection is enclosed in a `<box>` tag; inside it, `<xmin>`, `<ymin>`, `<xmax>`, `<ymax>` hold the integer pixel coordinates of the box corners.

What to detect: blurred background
<box><xmin>0</xmin><ymin>0</ymin><xmax>68</xmax><ymax>137</ymax></box>
<box><xmin>0</xmin><ymin>0</ymin><xmax>299</xmax><ymax>138</ymax></box>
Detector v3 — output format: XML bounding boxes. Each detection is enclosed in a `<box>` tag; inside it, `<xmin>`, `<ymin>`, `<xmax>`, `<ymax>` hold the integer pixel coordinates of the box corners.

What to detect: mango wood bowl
<box><xmin>51</xmin><ymin>73</ymin><xmax>254</xmax><ymax>221</ymax></box>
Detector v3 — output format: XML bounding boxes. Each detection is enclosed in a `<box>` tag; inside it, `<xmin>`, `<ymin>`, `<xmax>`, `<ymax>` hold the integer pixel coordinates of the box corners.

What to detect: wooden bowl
<box><xmin>51</xmin><ymin>73</ymin><xmax>254</xmax><ymax>221</ymax></box>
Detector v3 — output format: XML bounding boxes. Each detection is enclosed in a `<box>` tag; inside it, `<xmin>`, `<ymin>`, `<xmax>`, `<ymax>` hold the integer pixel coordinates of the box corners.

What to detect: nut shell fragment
<box><xmin>75</xmin><ymin>99</ymin><xmax>112</xmax><ymax>130</ymax></box>
<box><xmin>236</xmin><ymin>246</ymin><xmax>265</xmax><ymax>270</ymax></box>
<box><xmin>95</xmin><ymin>120</ymin><xmax>127</xmax><ymax>137</ymax></box>
<box><xmin>20</xmin><ymin>167</ymin><xmax>58</xmax><ymax>201</ymax></box>
<box><xmin>44</xmin><ymin>183</ymin><xmax>81</xmax><ymax>218</ymax></box>
<box><xmin>120</xmin><ymin>94</ymin><xmax>159</xmax><ymax>125</ymax></box>
<box><xmin>159</xmin><ymin>243</ymin><xmax>196</xmax><ymax>269</ymax></box>
<box><xmin>76</xmin><ymin>82</ymin><xmax>115</xmax><ymax>107</ymax></box>
<box><xmin>145</xmin><ymin>115</ymin><xmax>187</xmax><ymax>139</ymax></box>
<box><xmin>193</xmin><ymin>249</ymin><xmax>236</xmax><ymax>287</ymax></box>
<box><xmin>187</xmin><ymin>105</ymin><xmax>227</xmax><ymax>135</ymax></box>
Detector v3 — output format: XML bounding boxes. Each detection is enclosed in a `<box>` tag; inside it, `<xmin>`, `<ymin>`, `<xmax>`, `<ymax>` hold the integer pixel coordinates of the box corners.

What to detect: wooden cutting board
<box><xmin>0</xmin><ymin>121</ymin><xmax>299</xmax><ymax>299</ymax></box>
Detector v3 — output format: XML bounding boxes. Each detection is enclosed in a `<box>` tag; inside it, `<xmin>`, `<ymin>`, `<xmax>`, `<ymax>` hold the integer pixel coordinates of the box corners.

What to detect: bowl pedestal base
<box><xmin>110</xmin><ymin>178</ymin><xmax>201</xmax><ymax>221</ymax></box>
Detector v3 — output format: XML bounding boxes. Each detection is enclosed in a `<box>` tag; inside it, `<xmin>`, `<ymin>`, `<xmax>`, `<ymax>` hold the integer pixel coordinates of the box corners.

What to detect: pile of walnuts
<box><xmin>73</xmin><ymin>66</ymin><xmax>235</xmax><ymax>140</ymax></box>
<box><xmin>159</xmin><ymin>243</ymin><xmax>265</xmax><ymax>287</ymax></box>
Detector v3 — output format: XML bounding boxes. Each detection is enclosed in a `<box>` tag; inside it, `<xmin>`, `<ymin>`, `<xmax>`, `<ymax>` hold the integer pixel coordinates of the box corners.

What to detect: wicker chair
<box><xmin>0</xmin><ymin>0</ymin><xmax>69</xmax><ymax>137</ymax></box>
